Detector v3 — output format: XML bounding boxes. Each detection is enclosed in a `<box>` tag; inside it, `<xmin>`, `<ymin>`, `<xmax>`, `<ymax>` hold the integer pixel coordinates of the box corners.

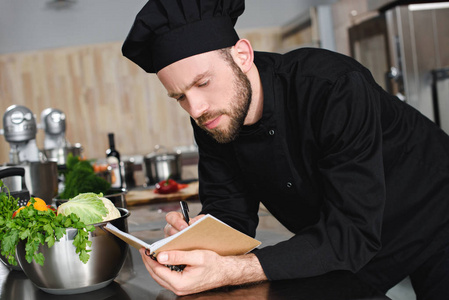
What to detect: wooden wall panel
<box><xmin>0</xmin><ymin>29</ymin><xmax>281</xmax><ymax>164</ymax></box>
<box><xmin>0</xmin><ymin>42</ymin><xmax>193</xmax><ymax>163</ymax></box>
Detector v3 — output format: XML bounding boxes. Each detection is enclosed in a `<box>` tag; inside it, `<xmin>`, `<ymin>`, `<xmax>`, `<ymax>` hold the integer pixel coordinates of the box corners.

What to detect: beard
<box><xmin>196</xmin><ymin>63</ymin><xmax>252</xmax><ymax>144</ymax></box>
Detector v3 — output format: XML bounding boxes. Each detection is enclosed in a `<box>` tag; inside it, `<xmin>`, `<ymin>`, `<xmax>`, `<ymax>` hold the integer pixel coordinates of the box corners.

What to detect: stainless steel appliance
<box><xmin>40</xmin><ymin>108</ymin><xmax>83</xmax><ymax>165</ymax></box>
<box><xmin>349</xmin><ymin>2</ymin><xmax>449</xmax><ymax>133</ymax></box>
<box><xmin>41</xmin><ymin>108</ymin><xmax>67</xmax><ymax>149</ymax></box>
<box><xmin>1</xmin><ymin>105</ymin><xmax>40</xmax><ymax>164</ymax></box>
<box><xmin>1</xmin><ymin>106</ymin><xmax>59</xmax><ymax>204</ymax></box>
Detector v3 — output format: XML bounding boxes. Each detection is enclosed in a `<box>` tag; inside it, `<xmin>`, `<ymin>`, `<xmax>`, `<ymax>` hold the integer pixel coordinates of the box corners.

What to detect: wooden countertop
<box><xmin>125</xmin><ymin>181</ymin><xmax>199</xmax><ymax>206</ymax></box>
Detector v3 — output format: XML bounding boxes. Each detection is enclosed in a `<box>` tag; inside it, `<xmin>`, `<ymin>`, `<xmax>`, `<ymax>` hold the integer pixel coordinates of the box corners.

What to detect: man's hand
<box><xmin>163</xmin><ymin>211</ymin><xmax>205</xmax><ymax>237</ymax></box>
<box><xmin>139</xmin><ymin>248</ymin><xmax>267</xmax><ymax>296</ymax></box>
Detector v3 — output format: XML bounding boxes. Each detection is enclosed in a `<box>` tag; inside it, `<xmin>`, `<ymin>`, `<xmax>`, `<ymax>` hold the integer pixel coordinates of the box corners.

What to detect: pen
<box><xmin>180</xmin><ymin>200</ymin><xmax>190</xmax><ymax>225</ymax></box>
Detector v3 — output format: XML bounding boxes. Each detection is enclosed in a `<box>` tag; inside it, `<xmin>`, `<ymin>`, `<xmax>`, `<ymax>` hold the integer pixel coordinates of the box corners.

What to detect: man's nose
<box><xmin>187</xmin><ymin>96</ymin><xmax>208</xmax><ymax>119</ymax></box>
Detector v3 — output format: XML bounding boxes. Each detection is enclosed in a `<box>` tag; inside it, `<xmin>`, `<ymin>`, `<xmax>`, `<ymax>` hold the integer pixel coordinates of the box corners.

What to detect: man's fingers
<box><xmin>163</xmin><ymin>223</ymin><xmax>175</xmax><ymax>237</ymax></box>
<box><xmin>189</xmin><ymin>214</ymin><xmax>205</xmax><ymax>225</ymax></box>
<box><xmin>164</xmin><ymin>213</ymin><xmax>207</xmax><ymax>237</ymax></box>
<box><xmin>166</xmin><ymin>211</ymin><xmax>188</xmax><ymax>231</ymax></box>
<box><xmin>139</xmin><ymin>248</ymin><xmax>175</xmax><ymax>289</ymax></box>
<box><xmin>156</xmin><ymin>250</ymin><xmax>213</xmax><ymax>267</ymax></box>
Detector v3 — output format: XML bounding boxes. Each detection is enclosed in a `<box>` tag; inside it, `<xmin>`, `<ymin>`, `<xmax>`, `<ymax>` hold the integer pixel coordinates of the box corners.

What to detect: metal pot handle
<box><xmin>0</xmin><ymin>167</ymin><xmax>25</xmax><ymax>180</ymax></box>
<box><xmin>0</xmin><ymin>167</ymin><xmax>29</xmax><ymax>200</ymax></box>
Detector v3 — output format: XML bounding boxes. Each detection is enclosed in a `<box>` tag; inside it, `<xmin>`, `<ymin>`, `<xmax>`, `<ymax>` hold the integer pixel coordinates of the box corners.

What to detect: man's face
<box><xmin>157</xmin><ymin>50</ymin><xmax>252</xmax><ymax>143</ymax></box>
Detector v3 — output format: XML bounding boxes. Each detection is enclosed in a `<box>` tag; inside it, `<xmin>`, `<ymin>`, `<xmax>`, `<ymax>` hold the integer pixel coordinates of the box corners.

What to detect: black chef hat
<box><xmin>122</xmin><ymin>0</ymin><xmax>245</xmax><ymax>73</ymax></box>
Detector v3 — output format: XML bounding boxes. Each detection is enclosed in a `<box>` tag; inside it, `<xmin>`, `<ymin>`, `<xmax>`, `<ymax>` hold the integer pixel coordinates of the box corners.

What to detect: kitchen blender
<box><xmin>2</xmin><ymin>105</ymin><xmax>40</xmax><ymax>164</ymax></box>
<box><xmin>40</xmin><ymin>108</ymin><xmax>82</xmax><ymax>165</ymax></box>
<box><xmin>41</xmin><ymin>108</ymin><xmax>68</xmax><ymax>149</ymax></box>
<box><xmin>0</xmin><ymin>106</ymin><xmax>59</xmax><ymax>204</ymax></box>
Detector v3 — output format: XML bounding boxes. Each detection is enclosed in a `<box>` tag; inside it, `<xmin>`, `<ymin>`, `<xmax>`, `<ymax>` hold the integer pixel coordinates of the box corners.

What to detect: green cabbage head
<box><xmin>57</xmin><ymin>192</ymin><xmax>120</xmax><ymax>224</ymax></box>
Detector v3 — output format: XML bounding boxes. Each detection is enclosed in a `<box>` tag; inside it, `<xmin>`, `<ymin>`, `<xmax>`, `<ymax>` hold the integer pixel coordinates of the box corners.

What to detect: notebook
<box><xmin>104</xmin><ymin>214</ymin><xmax>261</xmax><ymax>258</ymax></box>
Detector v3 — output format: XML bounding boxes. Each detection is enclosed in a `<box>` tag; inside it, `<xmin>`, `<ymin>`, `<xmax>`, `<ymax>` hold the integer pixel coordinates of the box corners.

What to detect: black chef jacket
<box><xmin>192</xmin><ymin>48</ymin><xmax>449</xmax><ymax>292</ymax></box>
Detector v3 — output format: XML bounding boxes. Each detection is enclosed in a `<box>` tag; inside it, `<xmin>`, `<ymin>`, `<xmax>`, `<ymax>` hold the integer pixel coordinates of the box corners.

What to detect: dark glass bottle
<box><xmin>106</xmin><ymin>133</ymin><xmax>122</xmax><ymax>189</ymax></box>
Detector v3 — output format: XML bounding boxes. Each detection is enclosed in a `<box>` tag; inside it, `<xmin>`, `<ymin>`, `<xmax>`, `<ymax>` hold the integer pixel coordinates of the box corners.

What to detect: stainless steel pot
<box><xmin>42</xmin><ymin>143</ymin><xmax>83</xmax><ymax>165</ymax></box>
<box><xmin>0</xmin><ymin>167</ymin><xmax>30</xmax><ymax>206</ymax></box>
<box><xmin>143</xmin><ymin>146</ymin><xmax>181</xmax><ymax>185</ymax></box>
<box><xmin>0</xmin><ymin>162</ymin><xmax>58</xmax><ymax>205</ymax></box>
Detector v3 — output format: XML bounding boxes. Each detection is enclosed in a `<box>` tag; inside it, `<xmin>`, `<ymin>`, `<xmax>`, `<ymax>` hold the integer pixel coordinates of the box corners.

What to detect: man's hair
<box><xmin>217</xmin><ymin>47</ymin><xmax>235</xmax><ymax>66</ymax></box>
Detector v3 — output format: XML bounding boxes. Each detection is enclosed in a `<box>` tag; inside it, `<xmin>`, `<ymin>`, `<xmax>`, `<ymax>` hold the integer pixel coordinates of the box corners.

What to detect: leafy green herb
<box><xmin>0</xmin><ymin>180</ymin><xmax>19</xmax><ymax>227</ymax></box>
<box><xmin>59</xmin><ymin>154</ymin><xmax>111</xmax><ymax>199</ymax></box>
<box><xmin>0</xmin><ymin>181</ymin><xmax>20</xmax><ymax>264</ymax></box>
<box><xmin>0</xmin><ymin>182</ymin><xmax>95</xmax><ymax>267</ymax></box>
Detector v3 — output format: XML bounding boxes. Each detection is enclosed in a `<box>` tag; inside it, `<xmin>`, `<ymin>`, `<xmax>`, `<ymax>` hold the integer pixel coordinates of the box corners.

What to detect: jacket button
<box><xmin>268</xmin><ymin>129</ymin><xmax>275</xmax><ymax>135</ymax></box>
<box><xmin>286</xmin><ymin>182</ymin><xmax>292</xmax><ymax>188</ymax></box>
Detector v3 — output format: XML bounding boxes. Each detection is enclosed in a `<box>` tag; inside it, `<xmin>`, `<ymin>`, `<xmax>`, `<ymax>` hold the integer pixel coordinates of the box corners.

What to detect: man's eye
<box><xmin>198</xmin><ymin>80</ymin><xmax>209</xmax><ymax>87</ymax></box>
<box><xmin>176</xmin><ymin>95</ymin><xmax>185</xmax><ymax>101</ymax></box>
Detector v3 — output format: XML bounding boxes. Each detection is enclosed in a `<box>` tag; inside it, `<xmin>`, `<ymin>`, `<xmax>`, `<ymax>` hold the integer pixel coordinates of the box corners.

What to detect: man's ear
<box><xmin>232</xmin><ymin>39</ymin><xmax>254</xmax><ymax>73</ymax></box>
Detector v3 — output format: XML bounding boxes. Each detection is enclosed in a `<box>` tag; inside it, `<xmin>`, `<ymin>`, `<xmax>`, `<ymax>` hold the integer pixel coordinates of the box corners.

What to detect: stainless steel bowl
<box><xmin>0</xmin><ymin>252</ymin><xmax>21</xmax><ymax>271</ymax></box>
<box><xmin>16</xmin><ymin>208</ymin><xmax>130</xmax><ymax>295</ymax></box>
<box><xmin>42</xmin><ymin>143</ymin><xmax>83</xmax><ymax>165</ymax></box>
<box><xmin>1</xmin><ymin>271</ymin><xmax>132</xmax><ymax>300</ymax></box>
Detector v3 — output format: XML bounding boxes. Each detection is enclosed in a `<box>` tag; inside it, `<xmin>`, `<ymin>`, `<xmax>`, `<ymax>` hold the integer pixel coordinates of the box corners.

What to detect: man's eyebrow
<box><xmin>168</xmin><ymin>71</ymin><xmax>211</xmax><ymax>98</ymax></box>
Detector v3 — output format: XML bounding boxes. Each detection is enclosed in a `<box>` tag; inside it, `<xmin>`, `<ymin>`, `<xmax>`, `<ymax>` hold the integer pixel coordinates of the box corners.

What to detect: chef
<box><xmin>122</xmin><ymin>0</ymin><xmax>449</xmax><ymax>298</ymax></box>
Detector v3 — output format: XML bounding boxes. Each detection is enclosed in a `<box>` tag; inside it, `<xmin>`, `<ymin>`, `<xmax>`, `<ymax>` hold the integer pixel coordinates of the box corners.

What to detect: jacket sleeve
<box><xmin>254</xmin><ymin>71</ymin><xmax>386</xmax><ymax>280</ymax></box>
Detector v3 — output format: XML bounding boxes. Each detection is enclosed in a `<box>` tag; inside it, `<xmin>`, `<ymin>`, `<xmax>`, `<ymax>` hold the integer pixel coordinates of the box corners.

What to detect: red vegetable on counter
<box><xmin>155</xmin><ymin>178</ymin><xmax>180</xmax><ymax>194</ymax></box>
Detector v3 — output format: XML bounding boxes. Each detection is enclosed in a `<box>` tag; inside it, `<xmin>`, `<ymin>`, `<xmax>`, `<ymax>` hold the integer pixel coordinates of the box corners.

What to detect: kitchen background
<box><xmin>1</xmin><ymin>0</ymin><xmax>447</xmax><ymax>165</ymax></box>
<box><xmin>0</xmin><ymin>0</ymin><xmax>403</xmax><ymax>163</ymax></box>
<box><xmin>0</xmin><ymin>0</ymin><xmax>339</xmax><ymax>165</ymax></box>
<box><xmin>1</xmin><ymin>1</ymin><xmax>448</xmax><ymax>298</ymax></box>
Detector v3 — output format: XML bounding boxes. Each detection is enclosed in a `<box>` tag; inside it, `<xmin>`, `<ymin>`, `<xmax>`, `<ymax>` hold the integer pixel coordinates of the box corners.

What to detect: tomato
<box><xmin>47</xmin><ymin>205</ymin><xmax>57</xmax><ymax>213</ymax></box>
<box><xmin>12</xmin><ymin>206</ymin><xmax>25</xmax><ymax>218</ymax></box>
